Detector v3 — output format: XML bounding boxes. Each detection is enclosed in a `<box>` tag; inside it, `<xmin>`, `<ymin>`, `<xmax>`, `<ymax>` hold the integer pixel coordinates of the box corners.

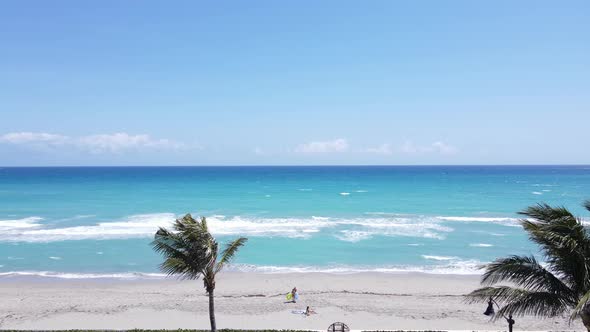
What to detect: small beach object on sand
<box><xmin>328</xmin><ymin>322</ymin><xmax>350</xmax><ymax>332</ymax></box>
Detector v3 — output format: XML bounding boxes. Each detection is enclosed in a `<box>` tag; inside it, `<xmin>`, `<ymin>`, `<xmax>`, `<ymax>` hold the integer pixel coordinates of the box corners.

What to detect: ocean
<box><xmin>0</xmin><ymin>166</ymin><xmax>589</xmax><ymax>279</ymax></box>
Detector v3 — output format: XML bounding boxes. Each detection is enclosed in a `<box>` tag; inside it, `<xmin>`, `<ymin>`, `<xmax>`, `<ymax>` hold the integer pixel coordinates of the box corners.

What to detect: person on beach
<box><xmin>292</xmin><ymin>287</ymin><xmax>299</xmax><ymax>303</ymax></box>
<box><xmin>291</xmin><ymin>306</ymin><xmax>316</xmax><ymax>316</ymax></box>
<box><xmin>286</xmin><ymin>287</ymin><xmax>299</xmax><ymax>303</ymax></box>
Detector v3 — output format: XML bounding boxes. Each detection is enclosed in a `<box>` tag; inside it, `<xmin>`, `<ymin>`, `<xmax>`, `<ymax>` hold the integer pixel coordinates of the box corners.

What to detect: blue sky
<box><xmin>0</xmin><ymin>1</ymin><xmax>588</xmax><ymax>166</ymax></box>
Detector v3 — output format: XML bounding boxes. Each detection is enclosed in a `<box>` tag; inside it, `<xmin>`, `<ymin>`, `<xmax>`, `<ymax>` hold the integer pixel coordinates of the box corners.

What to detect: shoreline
<box><xmin>0</xmin><ymin>272</ymin><xmax>582</xmax><ymax>331</ymax></box>
<box><xmin>0</xmin><ymin>268</ymin><xmax>484</xmax><ymax>282</ymax></box>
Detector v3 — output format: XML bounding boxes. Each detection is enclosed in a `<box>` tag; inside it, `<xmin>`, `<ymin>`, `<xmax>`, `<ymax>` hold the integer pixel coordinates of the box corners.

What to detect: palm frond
<box><xmin>481</xmin><ymin>255</ymin><xmax>576</xmax><ymax>302</ymax></box>
<box><xmin>466</xmin><ymin>286</ymin><xmax>521</xmax><ymax>303</ymax></box>
<box><xmin>496</xmin><ymin>290</ymin><xmax>571</xmax><ymax>318</ymax></box>
<box><xmin>519</xmin><ymin>203</ymin><xmax>576</xmax><ymax>223</ymax></box>
<box><xmin>159</xmin><ymin>257</ymin><xmax>202</xmax><ymax>280</ymax></box>
<box><xmin>468</xmin><ymin>200</ymin><xmax>590</xmax><ymax>325</ymax></box>
<box><xmin>200</xmin><ymin>216</ymin><xmax>209</xmax><ymax>233</ymax></box>
<box><xmin>151</xmin><ymin>215</ymin><xmax>216</xmax><ymax>281</ymax></box>
<box><xmin>151</xmin><ymin>213</ymin><xmax>249</xmax><ymax>295</ymax></box>
<box><xmin>519</xmin><ymin>203</ymin><xmax>590</xmax><ymax>294</ymax></box>
<box><xmin>216</xmin><ymin>237</ymin><xmax>248</xmax><ymax>273</ymax></box>
<box><xmin>466</xmin><ymin>286</ymin><xmax>569</xmax><ymax>319</ymax></box>
<box><xmin>572</xmin><ymin>289</ymin><xmax>590</xmax><ymax>320</ymax></box>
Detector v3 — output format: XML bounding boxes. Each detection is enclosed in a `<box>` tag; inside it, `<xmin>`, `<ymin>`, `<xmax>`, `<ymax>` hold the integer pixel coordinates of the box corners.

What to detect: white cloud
<box><xmin>77</xmin><ymin>133</ymin><xmax>185</xmax><ymax>153</ymax></box>
<box><xmin>431</xmin><ymin>141</ymin><xmax>458</xmax><ymax>155</ymax></box>
<box><xmin>401</xmin><ymin>140</ymin><xmax>458</xmax><ymax>155</ymax></box>
<box><xmin>253</xmin><ymin>147</ymin><xmax>265</xmax><ymax>156</ymax></box>
<box><xmin>295</xmin><ymin>138</ymin><xmax>349</xmax><ymax>153</ymax></box>
<box><xmin>0</xmin><ymin>132</ymin><xmax>69</xmax><ymax>146</ymax></box>
<box><xmin>365</xmin><ymin>143</ymin><xmax>392</xmax><ymax>155</ymax></box>
<box><xmin>0</xmin><ymin>132</ymin><xmax>188</xmax><ymax>154</ymax></box>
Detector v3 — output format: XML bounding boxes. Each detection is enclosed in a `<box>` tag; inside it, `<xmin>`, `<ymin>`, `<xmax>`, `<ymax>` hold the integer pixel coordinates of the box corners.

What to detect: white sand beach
<box><xmin>0</xmin><ymin>272</ymin><xmax>583</xmax><ymax>331</ymax></box>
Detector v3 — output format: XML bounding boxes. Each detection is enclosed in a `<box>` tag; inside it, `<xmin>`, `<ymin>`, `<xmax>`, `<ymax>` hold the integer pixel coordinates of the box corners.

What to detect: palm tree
<box><xmin>467</xmin><ymin>200</ymin><xmax>590</xmax><ymax>331</ymax></box>
<box><xmin>151</xmin><ymin>214</ymin><xmax>247</xmax><ymax>332</ymax></box>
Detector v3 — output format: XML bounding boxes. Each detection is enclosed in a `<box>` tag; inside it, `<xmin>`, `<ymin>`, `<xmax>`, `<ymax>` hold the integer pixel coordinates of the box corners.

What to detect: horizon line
<box><xmin>1</xmin><ymin>164</ymin><xmax>590</xmax><ymax>168</ymax></box>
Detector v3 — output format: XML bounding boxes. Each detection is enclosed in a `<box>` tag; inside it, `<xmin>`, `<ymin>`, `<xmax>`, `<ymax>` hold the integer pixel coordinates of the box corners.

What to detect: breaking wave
<box><xmin>0</xmin><ymin>271</ymin><xmax>167</xmax><ymax>279</ymax></box>
<box><xmin>0</xmin><ymin>260</ymin><xmax>485</xmax><ymax>279</ymax></box>
<box><xmin>421</xmin><ymin>255</ymin><xmax>458</xmax><ymax>261</ymax></box>
<box><xmin>231</xmin><ymin>261</ymin><xmax>483</xmax><ymax>275</ymax></box>
<box><xmin>435</xmin><ymin>216</ymin><xmax>521</xmax><ymax>227</ymax></box>
<box><xmin>0</xmin><ymin>217</ymin><xmax>43</xmax><ymax>232</ymax></box>
<box><xmin>0</xmin><ymin>213</ymin><xmax>526</xmax><ymax>243</ymax></box>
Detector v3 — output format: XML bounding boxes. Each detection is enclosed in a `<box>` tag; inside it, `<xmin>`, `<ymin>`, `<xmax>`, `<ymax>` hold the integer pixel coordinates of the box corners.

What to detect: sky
<box><xmin>0</xmin><ymin>1</ymin><xmax>588</xmax><ymax>166</ymax></box>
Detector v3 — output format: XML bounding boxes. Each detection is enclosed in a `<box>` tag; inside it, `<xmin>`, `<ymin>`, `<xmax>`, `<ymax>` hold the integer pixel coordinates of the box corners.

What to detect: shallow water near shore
<box><xmin>1</xmin><ymin>165</ymin><xmax>589</xmax><ymax>277</ymax></box>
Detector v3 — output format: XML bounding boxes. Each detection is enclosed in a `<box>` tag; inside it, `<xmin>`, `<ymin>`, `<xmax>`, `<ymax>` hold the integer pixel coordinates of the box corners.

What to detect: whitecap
<box><xmin>421</xmin><ymin>255</ymin><xmax>458</xmax><ymax>261</ymax></box>
<box><xmin>437</xmin><ymin>216</ymin><xmax>518</xmax><ymax>223</ymax></box>
<box><xmin>436</xmin><ymin>216</ymin><xmax>520</xmax><ymax>227</ymax></box>
<box><xmin>364</xmin><ymin>212</ymin><xmax>411</xmax><ymax>217</ymax></box>
<box><xmin>230</xmin><ymin>260</ymin><xmax>484</xmax><ymax>275</ymax></box>
<box><xmin>0</xmin><ymin>213</ymin><xmax>176</xmax><ymax>243</ymax></box>
<box><xmin>0</xmin><ymin>271</ymin><xmax>167</xmax><ymax>279</ymax></box>
<box><xmin>301</xmin><ymin>229</ymin><xmax>320</xmax><ymax>233</ymax></box>
<box><xmin>335</xmin><ymin>230</ymin><xmax>373</xmax><ymax>242</ymax></box>
<box><xmin>469</xmin><ymin>243</ymin><xmax>493</xmax><ymax>248</ymax></box>
<box><xmin>49</xmin><ymin>256</ymin><xmax>62</xmax><ymax>260</ymax></box>
<box><xmin>339</xmin><ymin>192</ymin><xmax>350</xmax><ymax>196</ymax></box>
<box><xmin>407</xmin><ymin>243</ymin><xmax>423</xmax><ymax>246</ymax></box>
<box><xmin>0</xmin><ymin>217</ymin><xmax>43</xmax><ymax>231</ymax></box>
<box><xmin>355</xmin><ymin>190</ymin><xmax>368</xmax><ymax>193</ymax></box>
<box><xmin>0</xmin><ymin>260</ymin><xmax>486</xmax><ymax>278</ymax></box>
<box><xmin>0</xmin><ymin>213</ymin><xmax>455</xmax><ymax>242</ymax></box>
<box><xmin>532</xmin><ymin>191</ymin><xmax>543</xmax><ymax>195</ymax></box>
<box><xmin>54</xmin><ymin>215</ymin><xmax>96</xmax><ymax>222</ymax></box>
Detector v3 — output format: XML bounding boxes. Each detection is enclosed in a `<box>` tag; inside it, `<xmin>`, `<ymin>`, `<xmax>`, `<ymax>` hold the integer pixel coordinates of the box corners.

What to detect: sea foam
<box><xmin>0</xmin><ymin>260</ymin><xmax>485</xmax><ymax>278</ymax></box>
<box><xmin>0</xmin><ymin>213</ymin><xmax>527</xmax><ymax>243</ymax></box>
<box><xmin>436</xmin><ymin>216</ymin><xmax>521</xmax><ymax>227</ymax></box>
<box><xmin>0</xmin><ymin>271</ymin><xmax>167</xmax><ymax>280</ymax></box>
<box><xmin>230</xmin><ymin>260</ymin><xmax>484</xmax><ymax>275</ymax></box>
<box><xmin>0</xmin><ymin>217</ymin><xmax>43</xmax><ymax>232</ymax></box>
<box><xmin>421</xmin><ymin>255</ymin><xmax>458</xmax><ymax>261</ymax></box>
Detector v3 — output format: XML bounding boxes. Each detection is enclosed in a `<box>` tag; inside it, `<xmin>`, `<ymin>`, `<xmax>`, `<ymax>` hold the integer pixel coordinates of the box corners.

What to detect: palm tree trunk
<box><xmin>581</xmin><ymin>310</ymin><xmax>590</xmax><ymax>332</ymax></box>
<box><xmin>208</xmin><ymin>289</ymin><xmax>216</xmax><ymax>332</ymax></box>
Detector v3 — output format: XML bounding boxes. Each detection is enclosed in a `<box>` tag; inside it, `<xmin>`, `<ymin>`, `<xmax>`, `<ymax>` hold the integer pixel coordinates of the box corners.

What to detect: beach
<box><xmin>0</xmin><ymin>272</ymin><xmax>582</xmax><ymax>331</ymax></box>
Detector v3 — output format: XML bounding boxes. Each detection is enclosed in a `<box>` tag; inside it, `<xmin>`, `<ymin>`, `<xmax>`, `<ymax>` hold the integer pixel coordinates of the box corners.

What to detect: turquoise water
<box><xmin>0</xmin><ymin>166</ymin><xmax>589</xmax><ymax>278</ymax></box>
